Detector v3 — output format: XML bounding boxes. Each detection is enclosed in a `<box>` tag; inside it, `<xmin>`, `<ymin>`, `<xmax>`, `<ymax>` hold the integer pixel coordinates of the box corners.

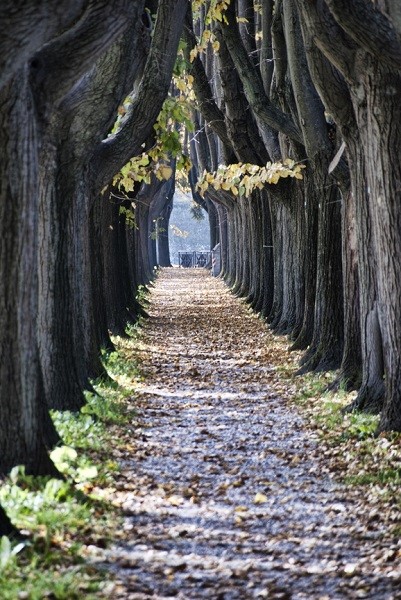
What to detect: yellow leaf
<box><xmin>176</xmin><ymin>79</ymin><xmax>186</xmax><ymax>92</ymax></box>
<box><xmin>254</xmin><ymin>492</ymin><xmax>268</xmax><ymax>504</ymax></box>
<box><xmin>212</xmin><ymin>40</ymin><xmax>220</xmax><ymax>52</ymax></box>
<box><xmin>138</xmin><ymin>154</ymin><xmax>150</xmax><ymax>166</ymax></box>
<box><xmin>159</xmin><ymin>165</ymin><xmax>173</xmax><ymax>180</ymax></box>
<box><xmin>269</xmin><ymin>173</ymin><xmax>280</xmax><ymax>184</ymax></box>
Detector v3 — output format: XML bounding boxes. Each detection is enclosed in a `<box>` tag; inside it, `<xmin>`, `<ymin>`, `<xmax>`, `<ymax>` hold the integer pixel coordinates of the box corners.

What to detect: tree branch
<box><xmin>215</xmin><ymin>31</ymin><xmax>269</xmax><ymax>164</ymax></box>
<box><xmin>295</xmin><ymin>1</ymin><xmax>355</xmax><ymax>137</ymax></box>
<box><xmin>325</xmin><ymin>0</ymin><xmax>401</xmax><ymax>70</ymax></box>
<box><xmin>92</xmin><ymin>0</ymin><xmax>187</xmax><ymax>193</ymax></box>
<box><xmin>0</xmin><ymin>0</ymin><xmax>86</xmax><ymax>89</ymax></box>
<box><xmin>220</xmin><ymin>0</ymin><xmax>303</xmax><ymax>144</ymax></box>
<box><xmin>295</xmin><ymin>0</ymin><xmax>357</xmax><ymax>85</ymax></box>
<box><xmin>283</xmin><ymin>0</ymin><xmax>329</xmax><ymax>159</ymax></box>
<box><xmin>58</xmin><ymin>9</ymin><xmax>150</xmax><ymax>165</ymax></box>
<box><xmin>182</xmin><ymin>6</ymin><xmax>234</xmax><ymax>152</ymax></box>
<box><xmin>260</xmin><ymin>0</ymin><xmax>275</xmax><ymax>95</ymax></box>
<box><xmin>32</xmin><ymin>0</ymin><xmax>138</xmax><ymax>108</ymax></box>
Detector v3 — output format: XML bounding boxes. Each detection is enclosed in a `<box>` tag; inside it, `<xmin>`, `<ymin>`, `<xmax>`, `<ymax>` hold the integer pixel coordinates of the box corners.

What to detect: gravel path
<box><xmin>105</xmin><ymin>269</ymin><xmax>401</xmax><ymax>599</ymax></box>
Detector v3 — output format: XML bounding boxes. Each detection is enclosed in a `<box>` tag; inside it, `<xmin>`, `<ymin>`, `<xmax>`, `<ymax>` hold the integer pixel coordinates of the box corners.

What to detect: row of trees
<box><xmin>185</xmin><ymin>0</ymin><xmax>401</xmax><ymax>433</ymax></box>
<box><xmin>2</xmin><ymin>0</ymin><xmax>401</xmax><ymax>533</ymax></box>
<box><xmin>0</xmin><ymin>0</ymin><xmax>185</xmax><ymax>535</ymax></box>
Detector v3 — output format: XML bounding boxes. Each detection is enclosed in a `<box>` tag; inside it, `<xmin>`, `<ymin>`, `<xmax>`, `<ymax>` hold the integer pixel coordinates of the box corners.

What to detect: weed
<box><xmin>0</xmin><ymin>470</ymin><xmax>107</xmax><ymax>598</ymax></box>
<box><xmin>0</xmin><ymin>338</ymin><xmax>142</xmax><ymax>598</ymax></box>
<box><xmin>347</xmin><ymin>412</ymin><xmax>379</xmax><ymax>440</ymax></box>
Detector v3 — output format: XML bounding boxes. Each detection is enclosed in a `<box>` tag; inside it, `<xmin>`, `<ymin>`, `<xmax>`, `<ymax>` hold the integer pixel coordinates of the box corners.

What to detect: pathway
<box><xmin>105</xmin><ymin>269</ymin><xmax>401</xmax><ymax>599</ymax></box>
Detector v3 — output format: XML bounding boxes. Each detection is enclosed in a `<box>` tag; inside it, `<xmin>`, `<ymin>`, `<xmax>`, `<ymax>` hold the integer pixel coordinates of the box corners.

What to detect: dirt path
<box><xmin>105</xmin><ymin>269</ymin><xmax>401</xmax><ymax>599</ymax></box>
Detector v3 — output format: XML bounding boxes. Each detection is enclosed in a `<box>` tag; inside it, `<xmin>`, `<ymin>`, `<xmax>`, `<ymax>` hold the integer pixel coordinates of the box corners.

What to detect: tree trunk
<box><xmin>298</xmin><ymin>161</ymin><xmax>344</xmax><ymax>373</ymax></box>
<box><xmin>157</xmin><ymin>196</ymin><xmax>173</xmax><ymax>267</ymax></box>
<box><xmin>337</xmin><ymin>185</ymin><xmax>362</xmax><ymax>390</ymax></box>
<box><xmin>0</xmin><ymin>506</ymin><xmax>17</xmax><ymax>537</ymax></box>
<box><xmin>290</xmin><ymin>173</ymin><xmax>317</xmax><ymax>350</ymax></box>
<box><xmin>259</xmin><ymin>190</ymin><xmax>275</xmax><ymax>319</ymax></box>
<box><xmin>362</xmin><ymin>63</ymin><xmax>401</xmax><ymax>430</ymax></box>
<box><xmin>35</xmin><ymin>2</ymin><xmax>148</xmax><ymax>408</ymax></box>
<box><xmin>0</xmin><ymin>71</ymin><xmax>58</xmax><ymax>476</ymax></box>
<box><xmin>97</xmin><ymin>191</ymin><xmax>129</xmax><ymax>338</ymax></box>
<box><xmin>345</xmin><ymin>137</ymin><xmax>384</xmax><ymax>411</ymax></box>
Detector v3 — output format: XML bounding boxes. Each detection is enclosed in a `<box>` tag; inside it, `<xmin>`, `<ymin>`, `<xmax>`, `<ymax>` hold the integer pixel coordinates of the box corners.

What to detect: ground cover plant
<box><xmin>0</xmin><ymin>345</ymin><xmax>142</xmax><ymax>599</ymax></box>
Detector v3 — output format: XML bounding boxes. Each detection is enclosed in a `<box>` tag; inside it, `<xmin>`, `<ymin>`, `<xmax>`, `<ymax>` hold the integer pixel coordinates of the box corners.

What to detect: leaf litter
<box><xmin>98</xmin><ymin>269</ymin><xmax>401</xmax><ymax>599</ymax></box>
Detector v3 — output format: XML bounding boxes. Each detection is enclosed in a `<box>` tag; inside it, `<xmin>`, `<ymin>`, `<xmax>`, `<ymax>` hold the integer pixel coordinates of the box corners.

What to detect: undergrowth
<box><xmin>275</xmin><ymin>344</ymin><xmax>401</xmax><ymax>528</ymax></box>
<box><xmin>0</xmin><ymin>332</ymin><xmax>142</xmax><ymax>599</ymax></box>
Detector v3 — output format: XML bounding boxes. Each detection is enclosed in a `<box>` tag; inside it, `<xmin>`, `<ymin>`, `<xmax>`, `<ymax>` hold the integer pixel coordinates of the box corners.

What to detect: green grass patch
<box><xmin>278</xmin><ymin>350</ymin><xmax>401</xmax><ymax>527</ymax></box>
<box><xmin>344</xmin><ymin>467</ymin><xmax>401</xmax><ymax>486</ymax></box>
<box><xmin>290</xmin><ymin>369</ymin><xmax>379</xmax><ymax>441</ymax></box>
<box><xmin>0</xmin><ymin>336</ymin><xmax>142</xmax><ymax>599</ymax></box>
<box><xmin>345</xmin><ymin>411</ymin><xmax>379</xmax><ymax>440</ymax></box>
<box><xmin>0</xmin><ymin>468</ymin><xmax>113</xmax><ymax>598</ymax></box>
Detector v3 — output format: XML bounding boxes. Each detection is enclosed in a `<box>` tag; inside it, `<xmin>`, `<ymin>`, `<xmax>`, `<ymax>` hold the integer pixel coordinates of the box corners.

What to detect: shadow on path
<box><xmin>104</xmin><ymin>269</ymin><xmax>401</xmax><ymax>599</ymax></box>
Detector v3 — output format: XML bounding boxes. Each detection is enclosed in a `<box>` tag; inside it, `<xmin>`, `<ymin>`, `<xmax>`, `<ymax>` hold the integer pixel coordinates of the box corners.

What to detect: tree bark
<box><xmin>0</xmin><ymin>72</ymin><xmax>58</xmax><ymax>476</ymax></box>
<box><xmin>0</xmin><ymin>0</ymin><xmax>86</xmax><ymax>88</ymax></box>
<box><xmin>92</xmin><ymin>0</ymin><xmax>188</xmax><ymax>193</ymax></box>
<box><xmin>0</xmin><ymin>506</ymin><xmax>17</xmax><ymax>537</ymax></box>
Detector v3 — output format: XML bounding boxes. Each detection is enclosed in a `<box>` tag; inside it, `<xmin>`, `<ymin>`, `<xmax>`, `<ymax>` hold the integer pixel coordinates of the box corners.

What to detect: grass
<box><xmin>291</xmin><ymin>369</ymin><xmax>379</xmax><ymax>440</ymax></box>
<box><xmin>270</xmin><ymin>345</ymin><xmax>401</xmax><ymax>530</ymax></box>
<box><xmin>0</xmin><ymin>334</ymin><xmax>143</xmax><ymax>599</ymax></box>
<box><xmin>344</xmin><ymin>468</ymin><xmax>401</xmax><ymax>486</ymax></box>
<box><xmin>0</xmin><ymin>473</ymin><xmax>111</xmax><ymax>598</ymax></box>
<box><xmin>254</xmin><ymin>330</ymin><xmax>401</xmax><ymax>525</ymax></box>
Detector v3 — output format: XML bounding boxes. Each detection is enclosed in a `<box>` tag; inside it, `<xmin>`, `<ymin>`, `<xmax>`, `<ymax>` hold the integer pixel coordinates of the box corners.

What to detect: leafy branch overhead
<box><xmin>113</xmin><ymin>51</ymin><xmax>194</xmax><ymax>193</ymax></box>
<box><xmin>113</xmin><ymin>105</ymin><xmax>191</xmax><ymax>191</ymax></box>
<box><xmin>197</xmin><ymin>160</ymin><xmax>306</xmax><ymax>198</ymax></box>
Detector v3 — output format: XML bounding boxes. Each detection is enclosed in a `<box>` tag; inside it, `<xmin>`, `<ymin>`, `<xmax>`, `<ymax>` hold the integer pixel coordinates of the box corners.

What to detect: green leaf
<box><xmin>50</xmin><ymin>446</ymin><xmax>78</xmax><ymax>465</ymax></box>
<box><xmin>0</xmin><ymin>536</ymin><xmax>11</xmax><ymax>566</ymax></box>
<box><xmin>76</xmin><ymin>466</ymin><xmax>98</xmax><ymax>482</ymax></box>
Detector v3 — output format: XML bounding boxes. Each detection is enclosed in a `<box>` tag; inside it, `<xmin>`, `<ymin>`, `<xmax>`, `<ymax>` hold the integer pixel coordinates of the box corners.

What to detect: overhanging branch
<box><xmin>220</xmin><ymin>1</ymin><xmax>303</xmax><ymax>144</ymax></box>
<box><xmin>92</xmin><ymin>0</ymin><xmax>187</xmax><ymax>194</ymax></box>
<box><xmin>325</xmin><ymin>0</ymin><xmax>401</xmax><ymax>71</ymax></box>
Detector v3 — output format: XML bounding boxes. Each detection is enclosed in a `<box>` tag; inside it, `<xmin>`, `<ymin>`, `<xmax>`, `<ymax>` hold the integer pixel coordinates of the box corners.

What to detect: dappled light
<box><xmin>98</xmin><ymin>270</ymin><xmax>401</xmax><ymax>598</ymax></box>
<box><xmin>2</xmin><ymin>0</ymin><xmax>401</xmax><ymax>596</ymax></box>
